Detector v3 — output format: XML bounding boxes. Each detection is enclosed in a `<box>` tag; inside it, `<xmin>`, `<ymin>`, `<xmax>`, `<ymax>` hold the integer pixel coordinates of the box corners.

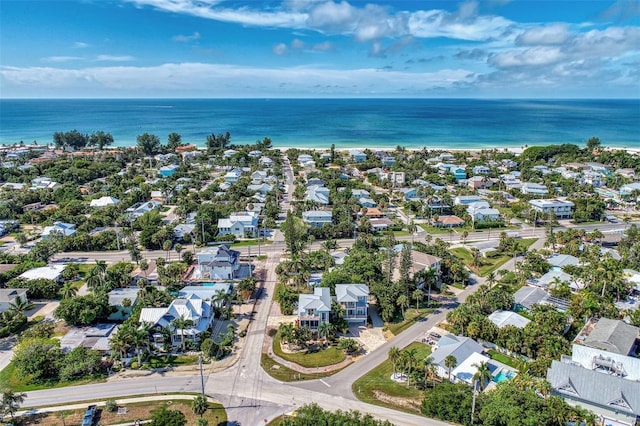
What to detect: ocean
<box><xmin>1</xmin><ymin>98</ymin><xmax>639</xmax><ymax>150</ymax></box>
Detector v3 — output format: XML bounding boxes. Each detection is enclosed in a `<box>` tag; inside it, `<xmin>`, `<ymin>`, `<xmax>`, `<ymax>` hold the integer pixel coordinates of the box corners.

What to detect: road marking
<box><xmin>320</xmin><ymin>379</ymin><xmax>331</xmax><ymax>388</ymax></box>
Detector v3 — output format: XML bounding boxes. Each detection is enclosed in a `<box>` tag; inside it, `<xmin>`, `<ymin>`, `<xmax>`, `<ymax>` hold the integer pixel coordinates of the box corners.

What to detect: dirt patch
<box><xmin>22</xmin><ymin>400</ymin><xmax>225</xmax><ymax>425</ymax></box>
<box><xmin>371</xmin><ymin>390</ymin><xmax>422</xmax><ymax>413</ymax></box>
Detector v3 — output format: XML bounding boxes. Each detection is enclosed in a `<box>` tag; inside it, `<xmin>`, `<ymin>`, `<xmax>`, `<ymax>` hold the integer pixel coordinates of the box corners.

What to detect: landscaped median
<box><xmin>17</xmin><ymin>394</ymin><xmax>226</xmax><ymax>425</ymax></box>
<box><xmin>261</xmin><ymin>328</ymin><xmax>353</xmax><ymax>381</ymax></box>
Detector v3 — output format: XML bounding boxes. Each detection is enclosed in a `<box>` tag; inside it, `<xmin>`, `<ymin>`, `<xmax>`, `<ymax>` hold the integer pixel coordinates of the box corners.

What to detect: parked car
<box><xmin>82</xmin><ymin>405</ymin><xmax>97</xmax><ymax>426</ymax></box>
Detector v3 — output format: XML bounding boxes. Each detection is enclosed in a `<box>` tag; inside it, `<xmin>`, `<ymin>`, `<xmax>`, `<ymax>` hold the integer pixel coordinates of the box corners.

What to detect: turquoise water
<box><xmin>1</xmin><ymin>98</ymin><xmax>639</xmax><ymax>149</ymax></box>
<box><xmin>492</xmin><ymin>370</ymin><xmax>516</xmax><ymax>383</ymax></box>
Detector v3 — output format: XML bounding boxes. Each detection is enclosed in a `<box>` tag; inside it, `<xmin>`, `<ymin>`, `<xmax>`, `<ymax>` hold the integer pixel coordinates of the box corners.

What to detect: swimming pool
<box><xmin>492</xmin><ymin>370</ymin><xmax>516</xmax><ymax>383</ymax></box>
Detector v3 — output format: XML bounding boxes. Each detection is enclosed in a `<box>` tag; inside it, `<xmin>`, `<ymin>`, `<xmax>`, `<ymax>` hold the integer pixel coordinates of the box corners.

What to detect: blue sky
<box><xmin>1</xmin><ymin>0</ymin><xmax>639</xmax><ymax>98</ymax></box>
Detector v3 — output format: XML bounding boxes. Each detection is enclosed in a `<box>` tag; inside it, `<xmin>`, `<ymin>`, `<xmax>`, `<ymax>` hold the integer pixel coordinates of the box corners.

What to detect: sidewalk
<box><xmin>16</xmin><ymin>394</ymin><xmax>220</xmax><ymax>424</ymax></box>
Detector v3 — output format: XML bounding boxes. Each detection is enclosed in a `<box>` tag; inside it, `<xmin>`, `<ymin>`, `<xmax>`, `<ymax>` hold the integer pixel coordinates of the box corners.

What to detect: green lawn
<box><xmin>0</xmin><ymin>362</ymin><xmax>106</xmax><ymax>392</ymax></box>
<box><xmin>487</xmin><ymin>349</ymin><xmax>521</xmax><ymax>369</ymax></box>
<box><xmin>273</xmin><ymin>331</ymin><xmax>346</xmax><ymax>368</ymax></box>
<box><xmin>146</xmin><ymin>354</ymin><xmax>200</xmax><ymax>369</ymax></box>
<box><xmin>450</xmin><ymin>238</ymin><xmax>537</xmax><ymax>277</ymax></box>
<box><xmin>418</xmin><ymin>224</ymin><xmax>451</xmax><ymax>234</ymax></box>
<box><xmin>392</xmin><ymin>230</ymin><xmax>412</xmax><ymax>237</ymax></box>
<box><xmin>231</xmin><ymin>239</ymin><xmax>273</xmax><ymax>248</ymax></box>
<box><xmin>352</xmin><ymin>342</ymin><xmax>431</xmax><ymax>412</ymax></box>
<box><xmin>261</xmin><ymin>354</ymin><xmax>338</xmax><ymax>382</ymax></box>
<box><xmin>386</xmin><ymin>307</ymin><xmax>433</xmax><ymax>336</ymax></box>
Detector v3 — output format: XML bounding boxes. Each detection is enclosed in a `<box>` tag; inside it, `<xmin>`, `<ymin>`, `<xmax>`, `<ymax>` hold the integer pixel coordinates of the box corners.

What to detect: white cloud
<box><xmin>273</xmin><ymin>43</ymin><xmax>288</xmax><ymax>56</ymax></box>
<box><xmin>96</xmin><ymin>55</ymin><xmax>135</xmax><ymax>62</ymax></box>
<box><xmin>0</xmin><ymin>62</ymin><xmax>475</xmax><ymax>96</ymax></box>
<box><xmin>73</xmin><ymin>42</ymin><xmax>89</xmax><ymax>48</ymax></box>
<box><xmin>291</xmin><ymin>38</ymin><xmax>305</xmax><ymax>49</ymax></box>
<box><xmin>516</xmin><ymin>24</ymin><xmax>569</xmax><ymax>45</ymax></box>
<box><xmin>172</xmin><ymin>31</ymin><xmax>201</xmax><ymax>42</ymax></box>
<box><xmin>312</xmin><ymin>41</ymin><xmax>333</xmax><ymax>51</ymax></box>
<box><xmin>42</xmin><ymin>56</ymin><xmax>84</xmax><ymax>63</ymax></box>
<box><xmin>490</xmin><ymin>46</ymin><xmax>564</xmax><ymax>68</ymax></box>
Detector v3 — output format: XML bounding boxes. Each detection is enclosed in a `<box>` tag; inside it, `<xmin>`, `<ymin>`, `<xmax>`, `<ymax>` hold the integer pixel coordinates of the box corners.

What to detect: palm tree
<box><xmin>174</xmin><ymin>243</ymin><xmax>183</xmax><ymax>260</ymax></box>
<box><xmin>461</xmin><ymin>230</ymin><xmax>469</xmax><ymax>244</ymax></box>
<box><xmin>8</xmin><ymin>296</ymin><xmax>34</xmax><ymax>317</ymax></box>
<box><xmin>139</xmin><ymin>259</ymin><xmax>149</xmax><ymax>277</ymax></box>
<box><xmin>388</xmin><ymin>346</ymin><xmax>401</xmax><ymax>379</ymax></box>
<box><xmin>403</xmin><ymin>348</ymin><xmax>418</xmax><ymax>387</ymax></box>
<box><xmin>412</xmin><ymin>289</ymin><xmax>424</xmax><ymax>310</ymax></box>
<box><xmin>132</xmin><ymin>323</ymin><xmax>151</xmax><ymax>366</ymax></box>
<box><xmin>317</xmin><ymin>322</ymin><xmax>334</xmax><ymax>343</ymax></box>
<box><xmin>396</xmin><ymin>294</ymin><xmax>409</xmax><ymax>319</ymax></box>
<box><xmin>423</xmin><ymin>356</ymin><xmax>435</xmax><ymax>387</ymax></box>
<box><xmin>279</xmin><ymin>323</ymin><xmax>295</xmax><ymax>350</ymax></box>
<box><xmin>486</xmin><ymin>271</ymin><xmax>496</xmax><ymax>289</ymax></box>
<box><xmin>171</xmin><ymin>315</ymin><xmax>195</xmax><ymax>352</ymax></box>
<box><xmin>444</xmin><ymin>355</ymin><xmax>457</xmax><ymax>381</ymax></box>
<box><xmin>191</xmin><ymin>394</ymin><xmax>208</xmax><ymax>418</ymax></box>
<box><xmin>60</xmin><ymin>282</ymin><xmax>78</xmax><ymax>299</ymax></box>
<box><xmin>163</xmin><ymin>240</ymin><xmax>173</xmax><ymax>261</ymax></box>
<box><xmin>472</xmin><ymin>361</ymin><xmax>492</xmax><ymax>391</ymax></box>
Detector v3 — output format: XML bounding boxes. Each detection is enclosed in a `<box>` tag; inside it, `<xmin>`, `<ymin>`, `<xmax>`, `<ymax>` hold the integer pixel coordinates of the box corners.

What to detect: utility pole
<box><xmin>201</xmin><ymin>218</ymin><xmax>206</xmax><ymax>245</ymax></box>
<box><xmin>199</xmin><ymin>355</ymin><xmax>205</xmax><ymax>396</ymax></box>
<box><xmin>471</xmin><ymin>379</ymin><xmax>477</xmax><ymax>425</ymax></box>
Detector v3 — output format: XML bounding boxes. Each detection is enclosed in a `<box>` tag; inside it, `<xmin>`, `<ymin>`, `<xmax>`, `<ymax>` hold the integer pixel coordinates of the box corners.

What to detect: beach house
<box><xmin>335</xmin><ymin>284</ymin><xmax>369</xmax><ymax>323</ymax></box>
<box><xmin>529</xmin><ymin>199</ymin><xmax>574</xmax><ymax>219</ymax></box>
<box><xmin>297</xmin><ymin>287</ymin><xmax>332</xmax><ymax>330</ymax></box>
<box><xmin>302</xmin><ymin>210</ymin><xmax>333</xmax><ymax>227</ymax></box>
<box><xmin>217</xmin><ymin>211</ymin><xmax>259</xmax><ymax>238</ymax></box>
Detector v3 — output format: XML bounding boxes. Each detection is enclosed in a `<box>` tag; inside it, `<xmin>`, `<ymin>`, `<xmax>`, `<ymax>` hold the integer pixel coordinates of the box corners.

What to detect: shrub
<box><xmin>105</xmin><ymin>399</ymin><xmax>118</xmax><ymax>412</ymax></box>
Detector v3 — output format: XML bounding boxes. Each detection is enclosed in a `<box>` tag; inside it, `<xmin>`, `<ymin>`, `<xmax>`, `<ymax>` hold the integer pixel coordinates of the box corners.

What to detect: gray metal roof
<box><xmin>431</xmin><ymin>335</ymin><xmax>484</xmax><ymax>368</ymax></box>
<box><xmin>547</xmin><ymin>360</ymin><xmax>640</xmax><ymax>415</ymax></box>
<box><xmin>513</xmin><ymin>286</ymin><xmax>549</xmax><ymax>309</ymax></box>
<box><xmin>583</xmin><ymin>318</ymin><xmax>638</xmax><ymax>356</ymax></box>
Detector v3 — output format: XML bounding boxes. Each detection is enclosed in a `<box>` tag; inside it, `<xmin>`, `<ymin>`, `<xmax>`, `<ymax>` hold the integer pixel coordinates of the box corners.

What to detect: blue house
<box><xmin>158</xmin><ymin>164</ymin><xmax>179</xmax><ymax>178</ymax></box>
<box><xmin>350</xmin><ymin>150</ymin><xmax>367</xmax><ymax>163</ymax></box>
<box><xmin>451</xmin><ymin>167</ymin><xmax>467</xmax><ymax>181</ymax></box>
<box><xmin>382</xmin><ymin>156</ymin><xmax>396</xmax><ymax>167</ymax></box>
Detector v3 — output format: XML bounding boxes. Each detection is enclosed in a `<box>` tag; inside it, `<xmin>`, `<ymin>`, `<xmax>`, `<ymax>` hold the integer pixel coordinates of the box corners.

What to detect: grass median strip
<box><xmin>272</xmin><ymin>331</ymin><xmax>346</xmax><ymax>368</ymax></box>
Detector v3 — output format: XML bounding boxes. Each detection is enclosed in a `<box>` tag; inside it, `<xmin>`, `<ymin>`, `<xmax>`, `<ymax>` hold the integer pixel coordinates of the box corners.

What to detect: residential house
<box><xmin>431</xmin><ymin>334</ymin><xmax>484</xmax><ymax>379</ymax></box>
<box><xmin>400</xmin><ymin>187</ymin><xmax>419</xmax><ymax>201</ymax></box>
<box><xmin>251</xmin><ymin>170</ymin><xmax>268</xmax><ymax>184</ymax></box>
<box><xmin>616</xmin><ymin>168</ymin><xmax>636</xmax><ymax>180</ymax></box>
<box><xmin>488</xmin><ymin>310</ymin><xmax>530</xmax><ymax>329</ymax></box>
<box><xmin>381</xmin><ymin>156</ymin><xmax>396</xmax><ymax>167</ymax></box>
<box><xmin>108</xmin><ymin>287</ymin><xmax>139</xmax><ymax>321</ymax></box>
<box><xmin>513</xmin><ymin>285</ymin><xmax>568</xmax><ymax>311</ymax></box>
<box><xmin>472</xmin><ymin>165</ymin><xmax>491</xmax><ymax>175</ymax></box>
<box><xmin>248</xmin><ymin>150</ymin><xmax>262</xmax><ymax>158</ymax></box>
<box><xmin>467</xmin><ymin>176</ymin><xmax>492</xmax><ymax>190</ymax></box>
<box><xmin>223</xmin><ymin>149</ymin><xmax>239</xmax><ymax>158</ymax></box>
<box><xmin>140</xmin><ymin>292</ymin><xmax>215</xmax><ymax>347</ymax></box>
<box><xmin>259</xmin><ymin>156</ymin><xmax>274</xmax><ymax>167</ymax></box>
<box><xmin>467</xmin><ymin>201</ymin><xmax>501</xmax><ymax>222</ymax></box>
<box><xmin>521</xmin><ymin>182</ymin><xmax>548</xmax><ymax>195</ymax></box>
<box><xmin>529</xmin><ymin>199</ymin><xmax>574</xmax><ymax>219</ymax></box>
<box><xmin>306</xmin><ymin>178</ymin><xmax>326</xmax><ymax>187</ymax></box>
<box><xmin>193</xmin><ymin>244</ymin><xmax>249</xmax><ymax>280</ymax></box>
<box><xmin>369</xmin><ymin>218</ymin><xmax>394</xmax><ymax>231</ymax></box>
<box><xmin>0</xmin><ymin>288</ymin><xmax>29</xmax><ymax>314</ymax></box>
<box><xmin>502</xmin><ymin>174</ymin><xmax>523</xmax><ymax>190</ymax></box>
<box><xmin>89</xmin><ymin>196</ymin><xmax>120</xmax><ymax>208</ymax></box>
<box><xmin>385</xmin><ymin>171</ymin><xmax>405</xmax><ymax>186</ymax></box>
<box><xmin>583</xmin><ymin>171</ymin><xmax>603</xmax><ymax>188</ymax></box>
<box><xmin>60</xmin><ymin>324</ymin><xmax>117</xmax><ymax>354</ymax></box>
<box><xmin>31</xmin><ymin>177</ymin><xmax>59</xmax><ymax>190</ymax></box>
<box><xmin>223</xmin><ymin>168</ymin><xmax>242</xmax><ymax>184</ymax></box>
<box><xmin>305</xmin><ymin>185</ymin><xmax>330</xmax><ymax>205</ymax></box>
<box><xmin>217</xmin><ymin>211</ymin><xmax>259</xmax><ymax>238</ymax></box>
<box><xmin>350</xmin><ymin>150</ymin><xmax>367</xmax><ymax>163</ymax></box>
<box><xmin>302</xmin><ymin>210</ymin><xmax>333</xmax><ymax>228</ymax></box>
<box><xmin>547</xmin><ymin>360</ymin><xmax>640</xmax><ymax>426</ymax></box>
<box><xmin>358</xmin><ymin>197</ymin><xmax>377</xmax><ymax>208</ymax></box>
<box><xmin>439</xmin><ymin>152</ymin><xmax>455</xmax><ymax>162</ymax></box>
<box><xmin>532</xmin><ymin>165</ymin><xmax>551</xmax><ymax>175</ymax></box>
<box><xmin>432</xmin><ymin>215</ymin><xmax>466</xmax><ymax>228</ymax></box>
<box><xmin>297</xmin><ymin>287</ymin><xmax>332</xmax><ymax>330</ymax></box>
<box><xmin>158</xmin><ymin>164</ymin><xmax>179</xmax><ymax>178</ymax></box>
<box><xmin>620</xmin><ymin>182</ymin><xmax>640</xmax><ymax>197</ymax></box>
<box><xmin>247</xmin><ymin>183</ymin><xmax>273</xmax><ymax>194</ymax></box>
<box><xmin>125</xmin><ymin>200</ymin><xmax>162</xmax><ymax>220</ymax></box>
<box><xmin>174</xmin><ymin>223</ymin><xmax>196</xmax><ymax>241</ymax></box>
<box><xmin>532</xmin><ymin>270</ymin><xmax>582</xmax><ymax>291</ymax></box>
<box><xmin>454</xmin><ymin>195</ymin><xmax>485</xmax><ymax>206</ymax></box>
<box><xmin>42</xmin><ymin>221</ymin><xmax>76</xmax><ymax>239</ymax></box>
<box><xmin>451</xmin><ymin>166</ymin><xmax>467</xmax><ymax>181</ymax></box>
<box><xmin>362</xmin><ymin>207</ymin><xmax>384</xmax><ymax>218</ymax></box>
<box><xmin>297</xmin><ymin>154</ymin><xmax>315</xmax><ymax>167</ymax></box>
<box><xmin>547</xmin><ymin>253</ymin><xmax>580</xmax><ymax>271</ymax></box>
<box><xmin>390</xmin><ymin>245</ymin><xmax>442</xmax><ymax>283</ymax></box>
<box><xmin>19</xmin><ymin>264</ymin><xmax>65</xmax><ymax>282</ymax></box>
<box><xmin>335</xmin><ymin>284</ymin><xmax>369</xmax><ymax>323</ymax></box>
<box><xmin>575</xmin><ymin>318</ymin><xmax>638</xmax><ymax>357</ymax></box>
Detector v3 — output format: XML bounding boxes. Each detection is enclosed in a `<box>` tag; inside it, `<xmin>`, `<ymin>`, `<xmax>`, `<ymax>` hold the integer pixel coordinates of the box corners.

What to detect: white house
<box><xmin>302</xmin><ymin>210</ymin><xmax>333</xmax><ymax>227</ymax></box>
<box><xmin>140</xmin><ymin>292</ymin><xmax>215</xmax><ymax>347</ymax></box>
<box><xmin>42</xmin><ymin>222</ymin><xmax>76</xmax><ymax>238</ymax></box>
<box><xmin>488</xmin><ymin>310</ymin><xmax>531</xmax><ymax>329</ymax></box>
<box><xmin>297</xmin><ymin>287</ymin><xmax>332</xmax><ymax>330</ymax></box>
<box><xmin>454</xmin><ymin>195</ymin><xmax>485</xmax><ymax>206</ymax></box>
<box><xmin>218</xmin><ymin>212</ymin><xmax>259</xmax><ymax>238</ymax></box>
<box><xmin>431</xmin><ymin>335</ymin><xmax>484</xmax><ymax>379</ymax></box>
<box><xmin>521</xmin><ymin>182</ymin><xmax>549</xmax><ymax>195</ymax></box>
<box><xmin>125</xmin><ymin>200</ymin><xmax>162</xmax><ymax>220</ymax></box>
<box><xmin>19</xmin><ymin>264</ymin><xmax>66</xmax><ymax>282</ymax></box>
<box><xmin>224</xmin><ymin>168</ymin><xmax>242</xmax><ymax>184</ymax></box>
<box><xmin>193</xmin><ymin>244</ymin><xmax>249</xmax><ymax>280</ymax></box>
<box><xmin>529</xmin><ymin>199</ymin><xmax>574</xmax><ymax>219</ymax></box>
<box><xmin>90</xmin><ymin>196</ymin><xmax>120</xmax><ymax>208</ymax></box>
<box><xmin>305</xmin><ymin>185</ymin><xmax>330</xmax><ymax>205</ymax></box>
<box><xmin>467</xmin><ymin>201</ymin><xmax>501</xmax><ymax>222</ymax></box>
